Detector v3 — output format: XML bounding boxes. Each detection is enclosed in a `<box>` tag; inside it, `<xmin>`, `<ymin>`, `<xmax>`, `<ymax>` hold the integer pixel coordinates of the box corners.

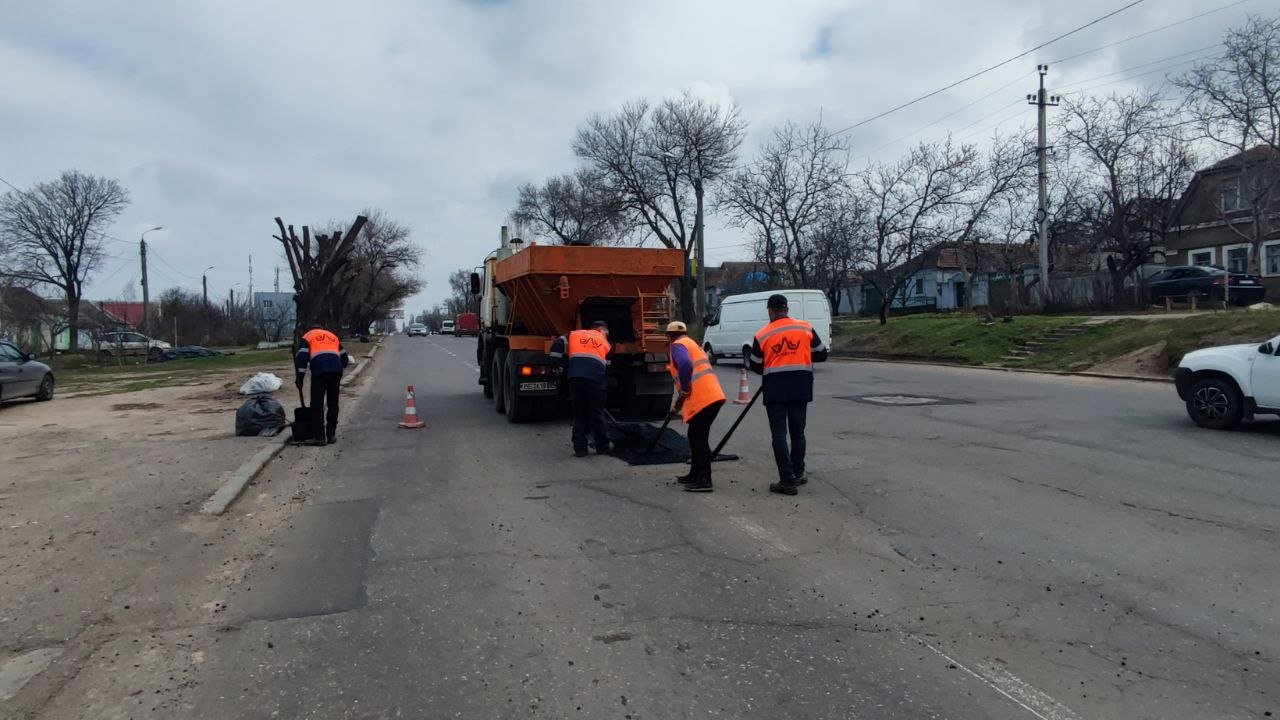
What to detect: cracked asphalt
<box><xmin>171</xmin><ymin>336</ymin><xmax>1279</xmax><ymax>718</ymax></box>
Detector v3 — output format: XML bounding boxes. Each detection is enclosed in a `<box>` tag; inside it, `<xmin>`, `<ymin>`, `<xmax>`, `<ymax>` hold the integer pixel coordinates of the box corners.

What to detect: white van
<box><xmin>441</xmin><ymin>320</ymin><xmax>455</xmax><ymax>335</ymax></box>
<box><xmin>701</xmin><ymin>289</ymin><xmax>832</xmax><ymax>364</ymax></box>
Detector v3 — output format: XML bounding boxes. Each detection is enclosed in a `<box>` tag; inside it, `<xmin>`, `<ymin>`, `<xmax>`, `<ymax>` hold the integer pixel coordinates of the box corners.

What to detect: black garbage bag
<box><xmin>236</xmin><ymin>395</ymin><xmax>287</xmax><ymax>437</ymax></box>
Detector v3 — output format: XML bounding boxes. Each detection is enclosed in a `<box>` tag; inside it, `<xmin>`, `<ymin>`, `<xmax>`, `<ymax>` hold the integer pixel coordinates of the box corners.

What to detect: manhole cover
<box><xmin>840</xmin><ymin>395</ymin><xmax>967</xmax><ymax>407</ymax></box>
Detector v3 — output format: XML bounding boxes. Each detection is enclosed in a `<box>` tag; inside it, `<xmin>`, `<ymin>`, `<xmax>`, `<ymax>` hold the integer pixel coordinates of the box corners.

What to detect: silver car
<box><xmin>0</xmin><ymin>341</ymin><xmax>54</xmax><ymax>402</ymax></box>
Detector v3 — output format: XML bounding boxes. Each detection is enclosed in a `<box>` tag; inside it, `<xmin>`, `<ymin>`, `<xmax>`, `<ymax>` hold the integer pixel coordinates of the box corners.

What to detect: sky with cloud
<box><xmin>0</xmin><ymin>0</ymin><xmax>1264</xmax><ymax>317</ymax></box>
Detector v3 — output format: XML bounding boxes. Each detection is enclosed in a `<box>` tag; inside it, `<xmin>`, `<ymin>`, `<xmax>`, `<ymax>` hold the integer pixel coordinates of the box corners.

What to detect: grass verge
<box><xmin>832</xmin><ymin>314</ymin><xmax>1085</xmax><ymax>365</ymax></box>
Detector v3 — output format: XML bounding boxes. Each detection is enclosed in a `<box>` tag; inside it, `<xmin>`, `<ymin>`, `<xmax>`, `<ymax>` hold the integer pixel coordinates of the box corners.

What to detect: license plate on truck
<box><xmin>519</xmin><ymin>381</ymin><xmax>557</xmax><ymax>392</ymax></box>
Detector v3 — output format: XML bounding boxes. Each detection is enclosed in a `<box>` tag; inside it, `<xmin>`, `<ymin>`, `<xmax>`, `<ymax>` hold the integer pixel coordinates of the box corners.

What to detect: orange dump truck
<box><xmin>471</xmin><ymin>229</ymin><xmax>684</xmax><ymax>423</ymax></box>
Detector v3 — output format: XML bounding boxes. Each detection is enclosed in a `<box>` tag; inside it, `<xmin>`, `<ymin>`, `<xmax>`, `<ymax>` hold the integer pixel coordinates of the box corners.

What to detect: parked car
<box><xmin>701</xmin><ymin>289</ymin><xmax>832</xmax><ymax>365</ymax></box>
<box><xmin>406</xmin><ymin>323</ymin><xmax>428</xmax><ymax>337</ymax></box>
<box><xmin>97</xmin><ymin>331</ymin><xmax>171</xmax><ymax>361</ymax></box>
<box><xmin>1147</xmin><ymin>266</ymin><xmax>1265</xmax><ymax>306</ymax></box>
<box><xmin>0</xmin><ymin>341</ymin><xmax>55</xmax><ymax>403</ymax></box>
<box><xmin>1174</xmin><ymin>334</ymin><xmax>1280</xmax><ymax>429</ymax></box>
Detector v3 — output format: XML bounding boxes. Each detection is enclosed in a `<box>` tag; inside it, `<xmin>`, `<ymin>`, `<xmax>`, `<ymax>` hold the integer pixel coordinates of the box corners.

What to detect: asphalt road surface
<box><xmin>190</xmin><ymin>335</ymin><xmax>1278</xmax><ymax>719</ymax></box>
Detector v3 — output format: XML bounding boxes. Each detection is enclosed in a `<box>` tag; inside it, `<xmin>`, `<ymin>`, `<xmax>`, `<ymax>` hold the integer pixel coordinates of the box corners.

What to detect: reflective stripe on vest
<box><xmin>668</xmin><ymin>336</ymin><xmax>726</xmax><ymax>423</ymax></box>
<box><xmin>567</xmin><ymin>329</ymin><xmax>610</xmax><ymax>367</ymax></box>
<box><xmin>302</xmin><ymin>328</ymin><xmax>341</xmax><ymax>359</ymax></box>
<box><xmin>754</xmin><ymin>318</ymin><xmax>813</xmax><ymax>376</ymax></box>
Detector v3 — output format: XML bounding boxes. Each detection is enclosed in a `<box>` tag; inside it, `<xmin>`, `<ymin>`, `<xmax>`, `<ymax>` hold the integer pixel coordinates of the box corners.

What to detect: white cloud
<box><xmin>0</xmin><ymin>0</ymin><xmax>1260</xmax><ymax>311</ymax></box>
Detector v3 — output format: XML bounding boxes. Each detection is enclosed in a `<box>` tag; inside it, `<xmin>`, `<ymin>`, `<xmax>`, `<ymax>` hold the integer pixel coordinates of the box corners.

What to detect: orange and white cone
<box><xmin>733</xmin><ymin>367</ymin><xmax>752</xmax><ymax>404</ymax></box>
<box><xmin>398</xmin><ymin>385</ymin><xmax>426</xmax><ymax>428</ymax></box>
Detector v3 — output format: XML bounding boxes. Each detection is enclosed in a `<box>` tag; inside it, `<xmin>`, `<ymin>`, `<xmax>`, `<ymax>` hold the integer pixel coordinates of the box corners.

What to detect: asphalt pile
<box><xmin>607</xmin><ymin>422</ymin><xmax>691</xmax><ymax>466</ymax></box>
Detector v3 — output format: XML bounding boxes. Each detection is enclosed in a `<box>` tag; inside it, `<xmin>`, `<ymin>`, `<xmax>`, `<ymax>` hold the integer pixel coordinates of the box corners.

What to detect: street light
<box><xmin>139</xmin><ymin>226</ymin><xmax>163</xmax><ymax>336</ymax></box>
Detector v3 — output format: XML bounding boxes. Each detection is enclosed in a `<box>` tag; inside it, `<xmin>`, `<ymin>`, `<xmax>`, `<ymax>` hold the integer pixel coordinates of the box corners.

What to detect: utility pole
<box><xmin>202</xmin><ymin>266</ymin><xmax>213</xmax><ymax>344</ymax></box>
<box><xmin>139</xmin><ymin>226</ymin><xmax>162</xmax><ymax>337</ymax></box>
<box><xmin>1028</xmin><ymin>65</ymin><xmax>1059</xmax><ymax>311</ymax></box>
<box><xmin>274</xmin><ymin>266</ymin><xmax>280</xmax><ymax>293</ymax></box>
<box><xmin>248</xmin><ymin>254</ymin><xmax>254</xmax><ymax>301</ymax></box>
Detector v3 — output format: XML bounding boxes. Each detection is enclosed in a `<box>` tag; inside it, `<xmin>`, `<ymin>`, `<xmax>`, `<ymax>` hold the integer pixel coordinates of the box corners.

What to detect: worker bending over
<box><xmin>666</xmin><ymin>321</ymin><xmax>726</xmax><ymax>492</ymax></box>
<box><xmin>550</xmin><ymin>320</ymin><xmax>612</xmax><ymax>457</ymax></box>
<box><xmin>748</xmin><ymin>294</ymin><xmax>828</xmax><ymax>495</ymax></box>
<box><xmin>295</xmin><ymin>324</ymin><xmax>351</xmax><ymax>446</ymax></box>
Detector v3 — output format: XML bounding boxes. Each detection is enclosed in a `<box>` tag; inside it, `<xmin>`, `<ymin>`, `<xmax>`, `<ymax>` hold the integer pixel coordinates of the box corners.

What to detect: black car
<box><xmin>1147</xmin><ymin>265</ymin><xmax>1266</xmax><ymax>306</ymax></box>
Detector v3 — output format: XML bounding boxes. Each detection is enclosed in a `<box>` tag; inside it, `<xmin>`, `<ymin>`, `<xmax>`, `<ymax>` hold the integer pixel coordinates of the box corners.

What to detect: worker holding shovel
<box><xmin>665</xmin><ymin>322</ymin><xmax>726</xmax><ymax>493</ymax></box>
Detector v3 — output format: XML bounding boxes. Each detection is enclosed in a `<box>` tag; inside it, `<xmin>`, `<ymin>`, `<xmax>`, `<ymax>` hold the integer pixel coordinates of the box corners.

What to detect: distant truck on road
<box><xmin>471</xmin><ymin>227</ymin><xmax>683</xmax><ymax>422</ymax></box>
<box><xmin>453</xmin><ymin>312</ymin><xmax>479</xmax><ymax>337</ymax></box>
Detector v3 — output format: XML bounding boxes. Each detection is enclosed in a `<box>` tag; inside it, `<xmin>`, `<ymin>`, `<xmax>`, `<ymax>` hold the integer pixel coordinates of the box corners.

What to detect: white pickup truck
<box><xmin>1174</xmin><ymin>334</ymin><xmax>1280</xmax><ymax>429</ymax></box>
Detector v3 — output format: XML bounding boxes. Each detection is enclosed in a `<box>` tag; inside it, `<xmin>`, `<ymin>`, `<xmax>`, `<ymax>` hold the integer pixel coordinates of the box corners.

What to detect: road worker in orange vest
<box><xmin>666</xmin><ymin>321</ymin><xmax>727</xmax><ymax>492</ymax></box>
<box><xmin>550</xmin><ymin>320</ymin><xmax>612</xmax><ymax>457</ymax></box>
<box><xmin>295</xmin><ymin>324</ymin><xmax>351</xmax><ymax>446</ymax></box>
<box><xmin>748</xmin><ymin>295</ymin><xmax>828</xmax><ymax>495</ymax></box>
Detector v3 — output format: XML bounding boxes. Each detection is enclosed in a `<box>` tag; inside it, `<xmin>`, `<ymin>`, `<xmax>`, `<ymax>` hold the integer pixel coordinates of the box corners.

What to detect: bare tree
<box><xmin>858</xmin><ymin>138</ymin><xmax>979</xmax><ymax>324</ymax></box>
<box><xmin>1055</xmin><ymin>91</ymin><xmax>1196</xmax><ymax>304</ymax></box>
<box><xmin>0</xmin><ymin>171</ymin><xmax>130</xmax><ymax>351</ymax></box>
<box><xmin>1175</xmin><ymin>14</ymin><xmax>1280</xmax><ymax>274</ymax></box>
<box><xmin>443</xmin><ymin>268</ymin><xmax>477</xmax><ymax>318</ymax></box>
<box><xmin>512</xmin><ymin>169</ymin><xmax>631</xmax><ymax>246</ymax></box>
<box><xmin>574</xmin><ymin>93</ymin><xmax>745</xmax><ymax>320</ymax></box>
<box><xmin>949</xmin><ymin>131</ymin><xmax>1037</xmax><ymax>310</ymax></box>
<box><xmin>719</xmin><ymin>119</ymin><xmax>850</xmax><ymax>290</ymax></box>
<box><xmin>334</xmin><ymin>209</ymin><xmax>422</xmax><ymax>334</ymax></box>
<box><xmin>274</xmin><ymin>214</ymin><xmax>368</xmax><ymax>340</ymax></box>
<box><xmin>809</xmin><ymin>195</ymin><xmax>870</xmax><ymax>314</ymax></box>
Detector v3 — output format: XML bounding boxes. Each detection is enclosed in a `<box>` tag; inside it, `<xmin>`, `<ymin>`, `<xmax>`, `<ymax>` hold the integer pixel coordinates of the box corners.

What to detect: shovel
<box><xmin>709</xmin><ymin>386</ymin><xmax>763</xmax><ymax>461</ymax></box>
<box><xmin>291</xmin><ymin>384</ymin><xmax>313</xmax><ymax>443</ymax></box>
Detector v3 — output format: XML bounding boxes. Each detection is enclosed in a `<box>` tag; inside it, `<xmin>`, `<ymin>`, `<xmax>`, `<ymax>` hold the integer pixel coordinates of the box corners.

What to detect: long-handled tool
<box><xmin>643</xmin><ymin>408</ymin><xmax>677</xmax><ymax>454</ymax></box>
<box><xmin>710</xmin><ymin>386</ymin><xmax>763</xmax><ymax>460</ymax></box>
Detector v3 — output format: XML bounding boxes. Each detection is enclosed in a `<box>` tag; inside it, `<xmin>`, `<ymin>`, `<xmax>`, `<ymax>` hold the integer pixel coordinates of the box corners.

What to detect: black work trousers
<box><xmin>310</xmin><ymin>371</ymin><xmax>343</xmax><ymax>440</ymax></box>
<box><xmin>765</xmin><ymin>401</ymin><xmax>808</xmax><ymax>481</ymax></box>
<box><xmin>686</xmin><ymin>400</ymin><xmax>725</xmax><ymax>482</ymax></box>
<box><xmin>569</xmin><ymin>377</ymin><xmax>609</xmax><ymax>451</ymax></box>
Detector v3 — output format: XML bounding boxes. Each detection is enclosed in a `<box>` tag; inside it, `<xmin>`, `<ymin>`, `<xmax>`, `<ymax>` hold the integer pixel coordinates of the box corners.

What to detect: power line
<box><xmin>829</xmin><ymin>0</ymin><xmax>1147</xmax><ymax>137</ymax></box>
<box><xmin>1055</xmin><ymin>44</ymin><xmax>1222</xmax><ymax>93</ymax></box>
<box><xmin>1048</xmin><ymin>0</ymin><xmax>1250</xmax><ymax>65</ymax></box>
<box><xmin>147</xmin><ymin>247</ymin><xmax>200</xmax><ymax>280</ymax></box>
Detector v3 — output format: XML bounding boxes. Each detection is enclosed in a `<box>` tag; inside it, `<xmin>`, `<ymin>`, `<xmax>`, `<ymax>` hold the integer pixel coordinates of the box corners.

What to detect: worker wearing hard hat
<box><xmin>550</xmin><ymin>320</ymin><xmax>612</xmax><ymax>457</ymax></box>
<box><xmin>665</xmin><ymin>321</ymin><xmax>727</xmax><ymax>492</ymax></box>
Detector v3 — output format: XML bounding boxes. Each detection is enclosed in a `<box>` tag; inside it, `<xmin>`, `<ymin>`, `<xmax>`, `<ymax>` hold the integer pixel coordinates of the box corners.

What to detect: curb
<box><xmin>835</xmin><ymin>355</ymin><xmax>1172</xmax><ymax>384</ymax></box>
<box><xmin>201</xmin><ymin>434</ymin><xmax>290</xmax><ymax>515</ymax></box>
<box><xmin>341</xmin><ymin>340</ymin><xmax>382</xmax><ymax>387</ymax></box>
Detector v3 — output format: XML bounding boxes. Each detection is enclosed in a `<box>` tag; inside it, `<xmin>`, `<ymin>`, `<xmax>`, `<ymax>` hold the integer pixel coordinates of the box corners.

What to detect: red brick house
<box><xmin>1166</xmin><ymin>146</ymin><xmax>1280</xmax><ymax>293</ymax></box>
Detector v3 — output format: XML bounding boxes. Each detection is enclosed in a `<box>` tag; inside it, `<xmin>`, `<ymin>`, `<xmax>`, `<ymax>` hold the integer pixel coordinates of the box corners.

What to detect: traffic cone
<box><xmin>733</xmin><ymin>367</ymin><xmax>751</xmax><ymax>404</ymax></box>
<box><xmin>398</xmin><ymin>385</ymin><xmax>426</xmax><ymax>428</ymax></box>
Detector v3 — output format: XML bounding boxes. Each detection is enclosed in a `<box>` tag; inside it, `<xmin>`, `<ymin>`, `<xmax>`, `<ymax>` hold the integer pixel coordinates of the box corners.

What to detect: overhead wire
<box><xmin>828</xmin><ymin>0</ymin><xmax>1147</xmax><ymax>137</ymax></box>
<box><xmin>1047</xmin><ymin>0</ymin><xmax>1250</xmax><ymax>65</ymax></box>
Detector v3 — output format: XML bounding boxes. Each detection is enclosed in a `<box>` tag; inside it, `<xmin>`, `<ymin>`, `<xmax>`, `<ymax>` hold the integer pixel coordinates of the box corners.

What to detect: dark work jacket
<box><xmin>747</xmin><ymin>319</ymin><xmax>829</xmax><ymax>404</ymax></box>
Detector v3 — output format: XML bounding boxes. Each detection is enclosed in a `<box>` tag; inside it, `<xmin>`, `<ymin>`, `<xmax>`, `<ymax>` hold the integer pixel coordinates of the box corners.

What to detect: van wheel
<box><xmin>742</xmin><ymin>345</ymin><xmax>752</xmax><ymax>368</ymax></box>
<box><xmin>703</xmin><ymin>343</ymin><xmax>717</xmax><ymax>366</ymax></box>
<box><xmin>1186</xmin><ymin>377</ymin><xmax>1243</xmax><ymax>430</ymax></box>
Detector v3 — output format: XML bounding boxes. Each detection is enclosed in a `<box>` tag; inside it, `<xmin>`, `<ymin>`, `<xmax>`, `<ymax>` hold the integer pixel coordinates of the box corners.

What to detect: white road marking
<box><xmin>728</xmin><ymin>516</ymin><xmax>799</xmax><ymax>555</ymax></box>
<box><xmin>918</xmin><ymin>640</ymin><xmax>1081</xmax><ymax>720</ymax></box>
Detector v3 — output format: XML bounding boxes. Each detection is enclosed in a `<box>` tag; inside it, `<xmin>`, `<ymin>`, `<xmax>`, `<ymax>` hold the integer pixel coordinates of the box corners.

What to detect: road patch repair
<box><xmin>0</xmin><ymin>649</ymin><xmax>63</xmax><ymax>701</ymax></box>
<box><xmin>843</xmin><ymin>394</ymin><xmax>969</xmax><ymax>407</ymax></box>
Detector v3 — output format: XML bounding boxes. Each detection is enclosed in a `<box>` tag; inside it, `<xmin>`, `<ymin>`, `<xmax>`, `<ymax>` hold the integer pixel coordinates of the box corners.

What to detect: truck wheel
<box><xmin>1186</xmin><ymin>376</ymin><xmax>1243</xmax><ymax>430</ymax></box>
<box><xmin>505</xmin><ymin>358</ymin><xmax>533</xmax><ymax>423</ymax></box>
<box><xmin>492</xmin><ymin>348</ymin><xmax>508</xmax><ymax>414</ymax></box>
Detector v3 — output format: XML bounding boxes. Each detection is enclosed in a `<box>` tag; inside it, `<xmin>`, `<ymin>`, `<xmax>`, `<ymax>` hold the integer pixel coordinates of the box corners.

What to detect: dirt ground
<box><xmin>0</xmin><ymin>349</ymin><xmax>375</xmax><ymax>717</ymax></box>
<box><xmin>1084</xmin><ymin>340</ymin><xmax>1169</xmax><ymax>377</ymax></box>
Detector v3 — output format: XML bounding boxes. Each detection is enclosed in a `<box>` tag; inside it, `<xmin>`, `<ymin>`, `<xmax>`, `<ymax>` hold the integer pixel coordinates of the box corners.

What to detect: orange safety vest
<box><xmin>668</xmin><ymin>335</ymin><xmax>726</xmax><ymax>423</ymax></box>
<box><xmin>302</xmin><ymin>328</ymin><xmax>342</xmax><ymax>360</ymax></box>
<box><xmin>567</xmin><ymin>329</ymin><xmax>611</xmax><ymax>368</ymax></box>
<box><xmin>755</xmin><ymin>317</ymin><xmax>814</xmax><ymax>376</ymax></box>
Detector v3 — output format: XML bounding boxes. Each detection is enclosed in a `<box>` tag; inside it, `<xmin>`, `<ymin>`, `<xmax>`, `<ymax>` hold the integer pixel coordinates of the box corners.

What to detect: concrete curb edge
<box><xmin>834</xmin><ymin>355</ymin><xmax>1173</xmax><ymax>384</ymax></box>
<box><xmin>201</xmin><ymin>434</ymin><xmax>290</xmax><ymax>515</ymax></box>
